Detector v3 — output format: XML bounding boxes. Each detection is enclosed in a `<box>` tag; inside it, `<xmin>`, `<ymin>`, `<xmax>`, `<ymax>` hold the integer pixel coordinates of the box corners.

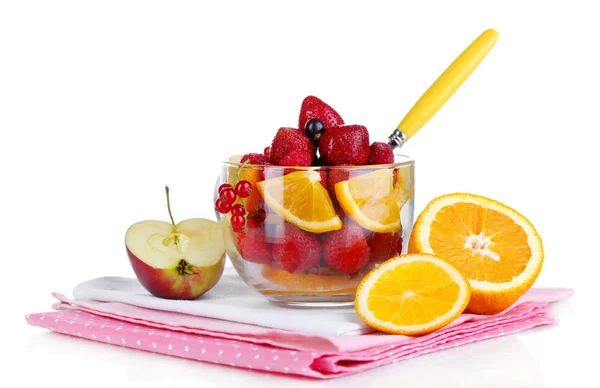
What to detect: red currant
<box><xmin>231</xmin><ymin>204</ymin><xmax>246</xmax><ymax>216</ymax></box>
<box><xmin>231</xmin><ymin>215</ymin><xmax>246</xmax><ymax>230</ymax></box>
<box><xmin>263</xmin><ymin>146</ymin><xmax>271</xmax><ymax>159</ymax></box>
<box><xmin>235</xmin><ymin>180</ymin><xmax>252</xmax><ymax>198</ymax></box>
<box><xmin>215</xmin><ymin>199</ymin><xmax>232</xmax><ymax>214</ymax></box>
<box><xmin>220</xmin><ymin>187</ymin><xmax>237</xmax><ymax>205</ymax></box>
<box><xmin>232</xmin><ymin>223</ymin><xmax>245</xmax><ymax>233</ymax></box>
<box><xmin>218</xmin><ymin>183</ymin><xmax>232</xmax><ymax>195</ymax></box>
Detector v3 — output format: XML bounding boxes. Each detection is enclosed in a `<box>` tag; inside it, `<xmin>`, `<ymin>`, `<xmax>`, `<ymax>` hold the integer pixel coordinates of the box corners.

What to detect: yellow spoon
<box><xmin>388</xmin><ymin>28</ymin><xmax>499</xmax><ymax>149</ymax></box>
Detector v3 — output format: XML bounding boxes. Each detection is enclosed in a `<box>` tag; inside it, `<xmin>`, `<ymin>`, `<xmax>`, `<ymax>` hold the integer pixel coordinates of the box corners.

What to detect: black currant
<box><xmin>305</xmin><ymin>118</ymin><xmax>325</xmax><ymax>142</ymax></box>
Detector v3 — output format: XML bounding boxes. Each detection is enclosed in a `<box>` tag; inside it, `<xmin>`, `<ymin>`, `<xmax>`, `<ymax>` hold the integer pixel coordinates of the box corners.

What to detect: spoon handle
<box><xmin>389</xmin><ymin>28</ymin><xmax>499</xmax><ymax>149</ymax></box>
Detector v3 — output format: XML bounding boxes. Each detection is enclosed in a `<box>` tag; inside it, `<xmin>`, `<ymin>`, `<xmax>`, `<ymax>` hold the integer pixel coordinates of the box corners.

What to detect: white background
<box><xmin>2</xmin><ymin>0</ymin><xmax>598</xmax><ymax>386</ymax></box>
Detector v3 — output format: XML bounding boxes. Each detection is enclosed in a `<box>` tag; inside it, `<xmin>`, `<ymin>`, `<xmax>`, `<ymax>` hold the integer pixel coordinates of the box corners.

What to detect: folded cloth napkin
<box><xmin>25</xmin><ymin>269</ymin><xmax>574</xmax><ymax>379</ymax></box>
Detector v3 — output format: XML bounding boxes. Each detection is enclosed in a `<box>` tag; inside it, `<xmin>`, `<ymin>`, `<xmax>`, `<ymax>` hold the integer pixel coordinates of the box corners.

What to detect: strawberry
<box><xmin>271</xmin><ymin>222</ymin><xmax>322</xmax><ymax>273</ymax></box>
<box><xmin>368</xmin><ymin>142</ymin><xmax>394</xmax><ymax>165</ymax></box>
<box><xmin>233</xmin><ymin>216</ymin><xmax>273</xmax><ymax>265</ymax></box>
<box><xmin>298</xmin><ymin>96</ymin><xmax>345</xmax><ymax>132</ymax></box>
<box><xmin>241</xmin><ymin>153</ymin><xmax>268</xmax><ymax>165</ymax></box>
<box><xmin>322</xmin><ymin>222</ymin><xmax>370</xmax><ymax>274</ymax></box>
<box><xmin>367</xmin><ymin>231</ymin><xmax>403</xmax><ymax>263</ymax></box>
<box><xmin>269</xmin><ymin>127</ymin><xmax>316</xmax><ymax>165</ymax></box>
<box><xmin>318</xmin><ymin>125</ymin><xmax>371</xmax><ymax>166</ymax></box>
<box><xmin>326</xmin><ymin>167</ymin><xmax>349</xmax><ymax>204</ymax></box>
<box><xmin>279</xmin><ymin>149</ymin><xmax>313</xmax><ymax>167</ymax></box>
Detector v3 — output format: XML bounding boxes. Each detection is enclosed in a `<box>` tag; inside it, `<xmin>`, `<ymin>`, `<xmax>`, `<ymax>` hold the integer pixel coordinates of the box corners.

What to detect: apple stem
<box><xmin>165</xmin><ymin>186</ymin><xmax>176</xmax><ymax>225</ymax></box>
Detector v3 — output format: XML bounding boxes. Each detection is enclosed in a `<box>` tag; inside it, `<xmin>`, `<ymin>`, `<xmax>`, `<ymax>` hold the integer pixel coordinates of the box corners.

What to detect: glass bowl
<box><xmin>215</xmin><ymin>153</ymin><xmax>415</xmax><ymax>307</ymax></box>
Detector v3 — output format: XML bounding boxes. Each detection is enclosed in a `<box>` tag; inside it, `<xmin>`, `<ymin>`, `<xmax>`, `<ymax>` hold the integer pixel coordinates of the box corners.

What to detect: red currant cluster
<box><xmin>216</xmin><ymin>180</ymin><xmax>253</xmax><ymax>232</ymax></box>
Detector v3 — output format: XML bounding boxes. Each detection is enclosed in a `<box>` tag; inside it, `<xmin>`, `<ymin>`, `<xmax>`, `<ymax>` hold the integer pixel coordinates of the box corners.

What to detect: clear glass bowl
<box><xmin>215</xmin><ymin>153</ymin><xmax>415</xmax><ymax>307</ymax></box>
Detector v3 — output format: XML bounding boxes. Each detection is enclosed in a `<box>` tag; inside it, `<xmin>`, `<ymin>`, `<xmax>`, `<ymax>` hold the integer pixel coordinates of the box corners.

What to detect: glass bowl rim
<box><xmin>222</xmin><ymin>152</ymin><xmax>414</xmax><ymax>170</ymax></box>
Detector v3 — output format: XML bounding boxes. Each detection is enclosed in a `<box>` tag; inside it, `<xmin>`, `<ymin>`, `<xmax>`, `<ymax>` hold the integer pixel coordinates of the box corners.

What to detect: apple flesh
<box><xmin>125</xmin><ymin>218</ymin><xmax>225</xmax><ymax>299</ymax></box>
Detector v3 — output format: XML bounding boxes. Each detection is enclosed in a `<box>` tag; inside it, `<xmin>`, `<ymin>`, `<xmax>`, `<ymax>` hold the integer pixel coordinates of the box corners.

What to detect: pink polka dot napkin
<box><xmin>25</xmin><ymin>270</ymin><xmax>573</xmax><ymax>379</ymax></box>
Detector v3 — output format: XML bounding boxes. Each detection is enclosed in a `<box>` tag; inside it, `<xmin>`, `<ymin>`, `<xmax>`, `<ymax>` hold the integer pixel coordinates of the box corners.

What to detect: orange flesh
<box><xmin>429</xmin><ymin>203</ymin><xmax>531</xmax><ymax>283</ymax></box>
<box><xmin>366</xmin><ymin>261</ymin><xmax>460</xmax><ymax>326</ymax></box>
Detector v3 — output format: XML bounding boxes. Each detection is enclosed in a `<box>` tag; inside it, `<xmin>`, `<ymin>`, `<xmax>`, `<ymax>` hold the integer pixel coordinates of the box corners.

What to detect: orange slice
<box><xmin>355</xmin><ymin>253</ymin><xmax>471</xmax><ymax>335</ymax></box>
<box><xmin>408</xmin><ymin>193</ymin><xmax>544</xmax><ymax>315</ymax></box>
<box><xmin>256</xmin><ymin>170</ymin><xmax>342</xmax><ymax>233</ymax></box>
<box><xmin>394</xmin><ymin>166</ymin><xmax>414</xmax><ymax>209</ymax></box>
<box><xmin>335</xmin><ymin>169</ymin><xmax>401</xmax><ymax>233</ymax></box>
<box><xmin>260</xmin><ymin>265</ymin><xmax>357</xmax><ymax>294</ymax></box>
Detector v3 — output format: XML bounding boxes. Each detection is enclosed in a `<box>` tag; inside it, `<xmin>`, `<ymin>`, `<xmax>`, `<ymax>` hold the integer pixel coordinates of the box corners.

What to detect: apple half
<box><xmin>125</xmin><ymin>217</ymin><xmax>225</xmax><ymax>299</ymax></box>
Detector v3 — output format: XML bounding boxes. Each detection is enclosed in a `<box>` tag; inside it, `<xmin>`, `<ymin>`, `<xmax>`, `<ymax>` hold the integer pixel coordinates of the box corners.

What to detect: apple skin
<box><xmin>127</xmin><ymin>246</ymin><xmax>225</xmax><ymax>300</ymax></box>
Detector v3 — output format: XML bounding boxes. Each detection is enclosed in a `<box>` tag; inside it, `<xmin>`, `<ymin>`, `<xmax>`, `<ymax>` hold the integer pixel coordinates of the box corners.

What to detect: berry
<box><xmin>271</xmin><ymin>223</ymin><xmax>322</xmax><ymax>273</ymax></box>
<box><xmin>298</xmin><ymin>96</ymin><xmax>345</xmax><ymax>132</ymax></box>
<box><xmin>215</xmin><ymin>199</ymin><xmax>232</xmax><ymax>214</ymax></box>
<box><xmin>231</xmin><ymin>204</ymin><xmax>246</xmax><ymax>217</ymax></box>
<box><xmin>318</xmin><ymin>125</ymin><xmax>371</xmax><ymax>166</ymax></box>
<box><xmin>233</xmin><ymin>216</ymin><xmax>273</xmax><ymax>264</ymax></box>
<box><xmin>218</xmin><ymin>183</ymin><xmax>233</xmax><ymax>195</ymax></box>
<box><xmin>263</xmin><ymin>147</ymin><xmax>271</xmax><ymax>159</ymax></box>
<box><xmin>235</xmin><ymin>180</ymin><xmax>253</xmax><ymax>198</ymax></box>
<box><xmin>368</xmin><ymin>142</ymin><xmax>394</xmax><ymax>165</ymax></box>
<box><xmin>241</xmin><ymin>153</ymin><xmax>268</xmax><ymax>165</ymax></box>
<box><xmin>279</xmin><ymin>149</ymin><xmax>313</xmax><ymax>167</ymax></box>
<box><xmin>367</xmin><ymin>231</ymin><xmax>403</xmax><ymax>263</ymax></box>
<box><xmin>305</xmin><ymin>118</ymin><xmax>326</xmax><ymax>143</ymax></box>
<box><xmin>232</xmin><ymin>223</ymin><xmax>245</xmax><ymax>233</ymax></box>
<box><xmin>231</xmin><ymin>214</ymin><xmax>246</xmax><ymax>230</ymax></box>
<box><xmin>323</xmin><ymin>222</ymin><xmax>370</xmax><ymax>274</ymax></box>
<box><xmin>220</xmin><ymin>187</ymin><xmax>237</xmax><ymax>205</ymax></box>
<box><xmin>269</xmin><ymin>127</ymin><xmax>315</xmax><ymax>165</ymax></box>
<box><xmin>326</xmin><ymin>167</ymin><xmax>350</xmax><ymax>203</ymax></box>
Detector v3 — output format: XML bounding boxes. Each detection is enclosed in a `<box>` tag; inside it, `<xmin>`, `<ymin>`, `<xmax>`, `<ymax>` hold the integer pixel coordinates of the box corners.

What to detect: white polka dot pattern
<box><xmin>24</xmin><ymin>301</ymin><xmax>560</xmax><ymax>379</ymax></box>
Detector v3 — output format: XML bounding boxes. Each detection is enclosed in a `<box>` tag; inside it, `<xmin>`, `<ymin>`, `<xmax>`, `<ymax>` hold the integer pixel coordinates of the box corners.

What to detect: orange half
<box><xmin>408</xmin><ymin>193</ymin><xmax>544</xmax><ymax>314</ymax></box>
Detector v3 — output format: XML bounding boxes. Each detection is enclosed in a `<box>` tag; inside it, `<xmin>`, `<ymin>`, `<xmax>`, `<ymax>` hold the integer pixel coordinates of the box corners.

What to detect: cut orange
<box><xmin>256</xmin><ymin>170</ymin><xmax>342</xmax><ymax>233</ymax></box>
<box><xmin>260</xmin><ymin>265</ymin><xmax>357</xmax><ymax>294</ymax></box>
<box><xmin>335</xmin><ymin>169</ymin><xmax>401</xmax><ymax>233</ymax></box>
<box><xmin>394</xmin><ymin>166</ymin><xmax>414</xmax><ymax>209</ymax></box>
<box><xmin>355</xmin><ymin>253</ymin><xmax>471</xmax><ymax>335</ymax></box>
<box><xmin>408</xmin><ymin>193</ymin><xmax>544</xmax><ymax>315</ymax></box>
<box><xmin>227</xmin><ymin>155</ymin><xmax>262</xmax><ymax>214</ymax></box>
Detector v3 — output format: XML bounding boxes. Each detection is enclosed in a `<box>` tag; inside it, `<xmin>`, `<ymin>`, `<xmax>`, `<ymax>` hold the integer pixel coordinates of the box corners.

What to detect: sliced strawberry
<box><xmin>298</xmin><ymin>96</ymin><xmax>345</xmax><ymax>132</ymax></box>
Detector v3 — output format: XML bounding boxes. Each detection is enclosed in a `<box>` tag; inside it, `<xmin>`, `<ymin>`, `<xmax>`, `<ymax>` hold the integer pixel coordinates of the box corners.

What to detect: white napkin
<box><xmin>72</xmin><ymin>267</ymin><xmax>370</xmax><ymax>336</ymax></box>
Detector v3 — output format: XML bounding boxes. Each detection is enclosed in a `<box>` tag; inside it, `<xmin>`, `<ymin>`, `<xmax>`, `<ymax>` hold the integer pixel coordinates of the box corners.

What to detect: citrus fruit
<box><xmin>335</xmin><ymin>169</ymin><xmax>401</xmax><ymax>233</ymax></box>
<box><xmin>394</xmin><ymin>166</ymin><xmax>414</xmax><ymax>208</ymax></box>
<box><xmin>355</xmin><ymin>253</ymin><xmax>471</xmax><ymax>335</ymax></box>
<box><xmin>408</xmin><ymin>193</ymin><xmax>544</xmax><ymax>315</ymax></box>
<box><xmin>256</xmin><ymin>170</ymin><xmax>342</xmax><ymax>233</ymax></box>
<box><xmin>260</xmin><ymin>265</ymin><xmax>357</xmax><ymax>295</ymax></box>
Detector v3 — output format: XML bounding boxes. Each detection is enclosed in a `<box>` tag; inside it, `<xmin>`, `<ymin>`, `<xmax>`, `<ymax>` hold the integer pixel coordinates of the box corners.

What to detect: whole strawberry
<box><xmin>241</xmin><ymin>153</ymin><xmax>268</xmax><ymax>165</ymax></box>
<box><xmin>298</xmin><ymin>96</ymin><xmax>345</xmax><ymax>134</ymax></box>
<box><xmin>319</xmin><ymin>125</ymin><xmax>371</xmax><ymax>166</ymax></box>
<box><xmin>269</xmin><ymin>127</ymin><xmax>315</xmax><ymax>165</ymax></box>
<box><xmin>323</xmin><ymin>222</ymin><xmax>370</xmax><ymax>274</ymax></box>
<box><xmin>271</xmin><ymin>223</ymin><xmax>322</xmax><ymax>273</ymax></box>
<box><xmin>368</xmin><ymin>142</ymin><xmax>394</xmax><ymax>165</ymax></box>
<box><xmin>233</xmin><ymin>216</ymin><xmax>273</xmax><ymax>265</ymax></box>
<box><xmin>367</xmin><ymin>231</ymin><xmax>403</xmax><ymax>263</ymax></box>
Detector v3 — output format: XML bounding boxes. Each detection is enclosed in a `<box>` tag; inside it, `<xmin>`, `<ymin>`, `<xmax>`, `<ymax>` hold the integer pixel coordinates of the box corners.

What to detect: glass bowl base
<box><xmin>264</xmin><ymin>293</ymin><xmax>356</xmax><ymax>308</ymax></box>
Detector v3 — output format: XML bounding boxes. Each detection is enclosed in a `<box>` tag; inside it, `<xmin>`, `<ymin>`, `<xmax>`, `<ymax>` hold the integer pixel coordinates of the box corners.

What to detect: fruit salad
<box><xmin>215</xmin><ymin>96</ymin><xmax>414</xmax><ymax>305</ymax></box>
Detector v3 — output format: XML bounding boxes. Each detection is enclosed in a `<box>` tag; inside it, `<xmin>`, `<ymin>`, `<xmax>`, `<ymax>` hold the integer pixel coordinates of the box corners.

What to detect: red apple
<box><xmin>125</xmin><ymin>187</ymin><xmax>225</xmax><ymax>299</ymax></box>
